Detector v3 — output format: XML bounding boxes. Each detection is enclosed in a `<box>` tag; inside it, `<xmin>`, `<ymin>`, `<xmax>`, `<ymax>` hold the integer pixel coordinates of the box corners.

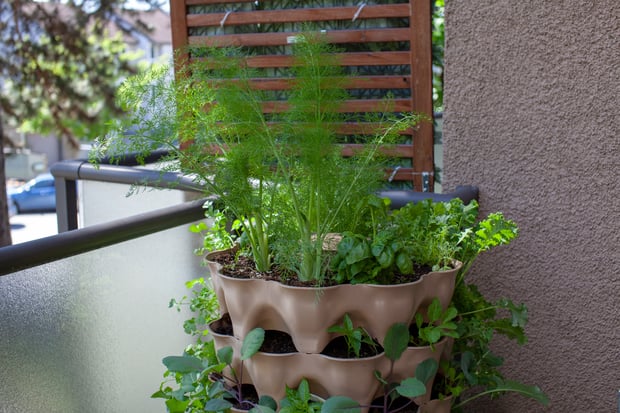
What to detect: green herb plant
<box><xmin>153</xmin><ymin>328</ymin><xmax>277</xmax><ymax>413</ymax></box>
<box><xmin>189</xmin><ymin>201</ymin><xmax>240</xmax><ymax>257</ymax></box>
<box><xmin>425</xmin><ymin>209</ymin><xmax>549</xmax><ymax>410</ymax></box>
<box><xmin>438</xmin><ymin>284</ymin><xmax>549</xmax><ymax>411</ymax></box>
<box><xmin>327</xmin><ymin>313</ymin><xmax>378</xmax><ymax>358</ymax></box>
<box><xmin>278</xmin><ymin>379</ymin><xmax>322</xmax><ymax>413</ymax></box>
<box><xmin>320</xmin><ymin>322</ymin><xmax>439</xmax><ymax>413</ymax></box>
<box><xmin>168</xmin><ymin>277</ymin><xmax>220</xmax><ymax>340</ymax></box>
<box><xmin>410</xmin><ymin>298</ymin><xmax>459</xmax><ymax>350</ymax></box>
<box><xmin>331</xmin><ymin>198</ymin><xmax>480</xmax><ymax>285</ymax></box>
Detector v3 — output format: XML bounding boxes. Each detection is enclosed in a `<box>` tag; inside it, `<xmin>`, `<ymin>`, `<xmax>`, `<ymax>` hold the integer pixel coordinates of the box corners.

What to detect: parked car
<box><xmin>8</xmin><ymin>173</ymin><xmax>56</xmax><ymax>213</ymax></box>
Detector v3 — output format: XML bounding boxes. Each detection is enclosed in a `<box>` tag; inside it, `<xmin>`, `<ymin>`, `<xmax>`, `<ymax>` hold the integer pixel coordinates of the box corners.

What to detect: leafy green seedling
<box><xmin>412</xmin><ymin>298</ymin><xmax>459</xmax><ymax>349</ymax></box>
<box><xmin>280</xmin><ymin>379</ymin><xmax>323</xmax><ymax>413</ymax></box>
<box><xmin>327</xmin><ymin>313</ymin><xmax>378</xmax><ymax>358</ymax></box>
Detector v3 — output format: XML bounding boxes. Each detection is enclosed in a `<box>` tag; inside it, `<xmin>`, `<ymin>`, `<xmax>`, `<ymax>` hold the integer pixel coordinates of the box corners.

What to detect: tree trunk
<box><xmin>0</xmin><ymin>112</ymin><xmax>13</xmax><ymax>247</ymax></box>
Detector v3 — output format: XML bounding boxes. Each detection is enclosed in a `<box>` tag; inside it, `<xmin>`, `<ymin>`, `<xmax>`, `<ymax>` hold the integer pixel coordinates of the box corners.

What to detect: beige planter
<box><xmin>206</xmin><ymin>249</ymin><xmax>461</xmax><ymax>354</ymax></box>
<box><xmin>389</xmin><ymin>338</ymin><xmax>451</xmax><ymax>406</ymax></box>
<box><xmin>248</xmin><ymin>351</ymin><xmax>386</xmax><ymax>406</ymax></box>
<box><xmin>208</xmin><ymin>316</ymin><xmax>251</xmax><ymax>384</ymax></box>
<box><xmin>417</xmin><ymin>396</ymin><xmax>453</xmax><ymax>413</ymax></box>
<box><xmin>209</xmin><ymin>316</ymin><xmax>450</xmax><ymax>409</ymax></box>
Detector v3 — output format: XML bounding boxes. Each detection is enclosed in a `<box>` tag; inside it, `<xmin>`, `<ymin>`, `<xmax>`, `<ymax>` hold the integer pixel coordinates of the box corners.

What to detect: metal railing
<box><xmin>1</xmin><ymin>152</ymin><xmax>478</xmax><ymax>277</ymax></box>
<box><xmin>0</xmin><ymin>198</ymin><xmax>206</xmax><ymax>276</ymax></box>
<box><xmin>51</xmin><ymin>150</ymin><xmax>204</xmax><ymax>232</ymax></box>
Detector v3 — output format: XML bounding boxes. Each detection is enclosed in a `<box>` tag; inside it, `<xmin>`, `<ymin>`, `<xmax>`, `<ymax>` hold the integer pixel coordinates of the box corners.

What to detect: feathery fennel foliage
<box><xmin>93</xmin><ymin>34</ymin><xmax>422</xmax><ymax>281</ymax></box>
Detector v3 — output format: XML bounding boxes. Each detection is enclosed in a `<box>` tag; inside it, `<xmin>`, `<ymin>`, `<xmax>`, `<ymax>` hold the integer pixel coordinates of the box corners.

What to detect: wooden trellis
<box><xmin>169</xmin><ymin>0</ymin><xmax>434</xmax><ymax>190</ymax></box>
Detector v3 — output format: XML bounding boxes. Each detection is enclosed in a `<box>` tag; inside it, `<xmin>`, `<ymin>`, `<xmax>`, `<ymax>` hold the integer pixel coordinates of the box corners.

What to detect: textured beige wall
<box><xmin>443</xmin><ymin>1</ymin><xmax>619</xmax><ymax>412</ymax></box>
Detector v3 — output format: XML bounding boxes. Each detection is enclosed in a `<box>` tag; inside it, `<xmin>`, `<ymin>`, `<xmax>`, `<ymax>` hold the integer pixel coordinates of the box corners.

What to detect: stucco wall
<box><xmin>443</xmin><ymin>1</ymin><xmax>619</xmax><ymax>412</ymax></box>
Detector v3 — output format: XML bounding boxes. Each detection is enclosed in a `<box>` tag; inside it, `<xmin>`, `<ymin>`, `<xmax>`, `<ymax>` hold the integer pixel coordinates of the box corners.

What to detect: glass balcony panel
<box><xmin>0</xmin><ymin>224</ymin><xmax>204</xmax><ymax>412</ymax></box>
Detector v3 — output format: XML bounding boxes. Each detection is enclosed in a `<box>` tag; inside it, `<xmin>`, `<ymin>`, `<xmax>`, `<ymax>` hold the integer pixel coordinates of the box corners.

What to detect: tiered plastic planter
<box><xmin>207</xmin><ymin>249</ymin><xmax>460</xmax><ymax>410</ymax></box>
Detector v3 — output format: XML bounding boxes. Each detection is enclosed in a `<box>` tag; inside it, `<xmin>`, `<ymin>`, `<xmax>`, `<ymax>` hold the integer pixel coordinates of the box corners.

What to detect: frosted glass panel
<box><xmin>0</xmin><ymin>224</ymin><xmax>204</xmax><ymax>412</ymax></box>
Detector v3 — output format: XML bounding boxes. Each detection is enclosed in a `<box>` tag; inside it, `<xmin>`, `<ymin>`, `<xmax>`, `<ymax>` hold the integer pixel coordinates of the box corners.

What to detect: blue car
<box><xmin>9</xmin><ymin>173</ymin><xmax>56</xmax><ymax>213</ymax></box>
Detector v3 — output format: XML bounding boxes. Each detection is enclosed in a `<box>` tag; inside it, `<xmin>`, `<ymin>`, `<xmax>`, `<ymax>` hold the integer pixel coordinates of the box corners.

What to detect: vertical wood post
<box><xmin>410</xmin><ymin>0</ymin><xmax>435</xmax><ymax>190</ymax></box>
<box><xmin>169</xmin><ymin>0</ymin><xmax>189</xmax><ymax>78</ymax></box>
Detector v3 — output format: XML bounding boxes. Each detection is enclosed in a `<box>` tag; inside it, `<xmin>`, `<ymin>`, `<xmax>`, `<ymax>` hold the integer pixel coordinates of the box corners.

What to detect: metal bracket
<box><xmin>422</xmin><ymin>172</ymin><xmax>431</xmax><ymax>193</ymax></box>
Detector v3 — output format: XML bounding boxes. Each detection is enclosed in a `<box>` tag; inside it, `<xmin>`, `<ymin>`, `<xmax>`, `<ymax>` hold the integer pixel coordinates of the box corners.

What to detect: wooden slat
<box><xmin>189</xmin><ymin>28</ymin><xmax>410</xmax><ymax>47</ymax></box>
<box><xmin>341</xmin><ymin>144</ymin><xmax>413</xmax><ymax>158</ymax></box>
<box><xmin>240</xmin><ymin>75</ymin><xmax>410</xmax><ymax>91</ymax></box>
<box><xmin>191</xmin><ymin>51</ymin><xmax>410</xmax><ymax>68</ymax></box>
<box><xmin>257</xmin><ymin>122</ymin><xmax>415</xmax><ymax>136</ymax></box>
<box><xmin>185</xmin><ymin>0</ymin><xmax>253</xmax><ymax>5</ymax></box>
<box><xmin>186</xmin><ymin>4</ymin><xmax>410</xmax><ymax>27</ymax></box>
<box><xmin>261</xmin><ymin>99</ymin><xmax>412</xmax><ymax>114</ymax></box>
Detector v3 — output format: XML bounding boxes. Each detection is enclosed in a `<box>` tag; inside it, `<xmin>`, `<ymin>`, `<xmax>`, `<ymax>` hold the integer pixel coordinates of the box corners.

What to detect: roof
<box><xmin>20</xmin><ymin>2</ymin><xmax>171</xmax><ymax>46</ymax></box>
<box><xmin>112</xmin><ymin>8</ymin><xmax>171</xmax><ymax>45</ymax></box>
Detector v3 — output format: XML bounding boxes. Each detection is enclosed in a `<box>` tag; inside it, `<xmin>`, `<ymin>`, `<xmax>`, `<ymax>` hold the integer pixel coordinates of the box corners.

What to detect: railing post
<box><xmin>54</xmin><ymin>176</ymin><xmax>78</xmax><ymax>232</ymax></box>
<box><xmin>51</xmin><ymin>160</ymin><xmax>85</xmax><ymax>232</ymax></box>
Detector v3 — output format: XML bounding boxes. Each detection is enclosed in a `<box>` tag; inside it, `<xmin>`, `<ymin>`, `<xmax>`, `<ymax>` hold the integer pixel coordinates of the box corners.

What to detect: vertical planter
<box><xmin>206</xmin><ymin>249</ymin><xmax>461</xmax><ymax>407</ymax></box>
<box><xmin>209</xmin><ymin>316</ymin><xmax>451</xmax><ymax>410</ymax></box>
<box><xmin>207</xmin><ymin>250</ymin><xmax>460</xmax><ymax>353</ymax></box>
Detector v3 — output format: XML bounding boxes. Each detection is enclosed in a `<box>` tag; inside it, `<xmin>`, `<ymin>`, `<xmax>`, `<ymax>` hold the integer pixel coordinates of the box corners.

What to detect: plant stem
<box><xmin>458</xmin><ymin>306</ymin><xmax>499</xmax><ymax>317</ymax></box>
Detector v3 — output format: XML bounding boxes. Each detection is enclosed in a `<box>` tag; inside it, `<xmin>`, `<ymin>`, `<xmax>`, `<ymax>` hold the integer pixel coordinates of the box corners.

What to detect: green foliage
<box><xmin>332</xmin><ymin>198</ymin><xmax>481</xmax><ymax>285</ymax></box>
<box><xmin>241</xmin><ymin>328</ymin><xmax>265</xmax><ymax>360</ymax></box>
<box><xmin>320</xmin><ymin>396</ymin><xmax>360</xmax><ymax>413</ymax></box>
<box><xmin>168</xmin><ymin>277</ymin><xmax>219</xmax><ymax>338</ymax></box>
<box><xmin>433</xmin><ymin>282</ymin><xmax>548</xmax><ymax>410</ymax></box>
<box><xmin>411</xmin><ymin>298</ymin><xmax>459</xmax><ymax>349</ymax></box>
<box><xmin>370</xmin><ymin>323</ymin><xmax>439</xmax><ymax>412</ymax></box>
<box><xmin>154</xmin><ymin>278</ymin><xmax>224</xmax><ymax>412</ymax></box>
<box><xmin>395</xmin><ymin>359</ymin><xmax>438</xmax><ymax>398</ymax></box>
<box><xmin>189</xmin><ymin>201</ymin><xmax>240</xmax><ymax>256</ymax></box>
<box><xmin>95</xmin><ymin>33</ymin><xmax>419</xmax><ymax>282</ymax></box>
<box><xmin>279</xmin><ymin>379</ymin><xmax>323</xmax><ymax>413</ymax></box>
<box><xmin>382</xmin><ymin>322</ymin><xmax>409</xmax><ymax>362</ymax></box>
<box><xmin>152</xmin><ymin>340</ymin><xmax>222</xmax><ymax>413</ymax></box>
<box><xmin>454</xmin><ymin>211</ymin><xmax>519</xmax><ymax>284</ymax></box>
<box><xmin>372</xmin><ymin>356</ymin><xmax>438</xmax><ymax>413</ymax></box>
<box><xmin>327</xmin><ymin>314</ymin><xmax>378</xmax><ymax>358</ymax></box>
<box><xmin>154</xmin><ymin>327</ymin><xmax>270</xmax><ymax>413</ymax></box>
<box><xmin>391</xmin><ymin>198</ymin><xmax>478</xmax><ymax>271</ymax></box>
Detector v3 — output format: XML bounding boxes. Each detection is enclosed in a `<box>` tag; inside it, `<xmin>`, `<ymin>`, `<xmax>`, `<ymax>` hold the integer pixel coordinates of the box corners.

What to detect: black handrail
<box><xmin>0</xmin><ymin>198</ymin><xmax>207</xmax><ymax>276</ymax></box>
<box><xmin>51</xmin><ymin>158</ymin><xmax>204</xmax><ymax>232</ymax></box>
<box><xmin>378</xmin><ymin>185</ymin><xmax>479</xmax><ymax>209</ymax></box>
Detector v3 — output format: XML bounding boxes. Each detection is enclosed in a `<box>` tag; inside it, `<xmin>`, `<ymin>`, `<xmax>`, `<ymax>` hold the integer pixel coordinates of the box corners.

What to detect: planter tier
<box><xmin>416</xmin><ymin>397</ymin><xmax>452</xmax><ymax>413</ymax></box>
<box><xmin>209</xmin><ymin>319</ymin><xmax>450</xmax><ymax>408</ymax></box>
<box><xmin>207</xmin><ymin>249</ymin><xmax>461</xmax><ymax>354</ymax></box>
